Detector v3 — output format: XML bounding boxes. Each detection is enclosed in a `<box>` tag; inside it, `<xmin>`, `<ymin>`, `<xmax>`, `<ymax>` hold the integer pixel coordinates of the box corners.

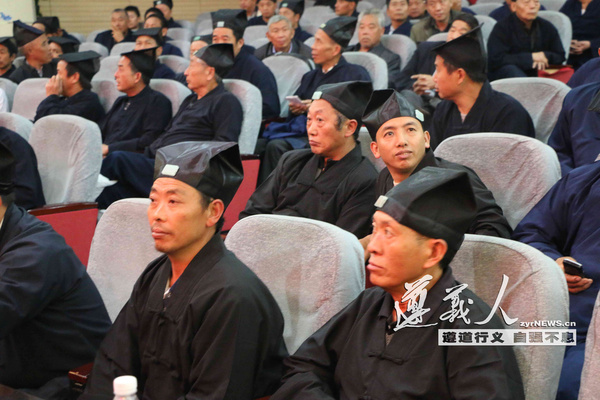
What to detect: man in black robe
<box><xmin>254</xmin><ymin>15</ymin><xmax>312</xmax><ymax>62</ymax></box>
<box><xmin>9</xmin><ymin>21</ymin><xmax>55</xmax><ymax>84</ymax></box>
<box><xmin>278</xmin><ymin>0</ymin><xmax>313</xmax><ymax>42</ymax></box>
<box><xmin>143</xmin><ymin>11</ymin><xmax>184</xmax><ymax>57</ymax></box>
<box><xmin>96</xmin><ymin>44</ymin><xmax>243</xmax><ymax>209</ymax></box>
<box><xmin>270</xmin><ymin>166</ymin><xmax>525</xmax><ymax>400</ymax></box>
<box><xmin>0</xmin><ymin>37</ymin><xmax>17</xmax><ymax>78</ymax></box>
<box><xmin>34</xmin><ymin>51</ymin><xmax>105</xmax><ymax>123</ymax></box>
<box><xmin>153</xmin><ymin>0</ymin><xmax>182</xmax><ymax>28</ymax></box>
<box><xmin>94</xmin><ymin>9</ymin><xmax>135</xmax><ymax>52</ymax></box>
<box><xmin>0</xmin><ymin>142</ymin><xmax>110</xmax><ymax>398</ymax></box>
<box><xmin>241</xmin><ymin>81</ymin><xmax>378</xmax><ymax>238</ymax></box>
<box><xmin>84</xmin><ymin>142</ymin><xmax>287</xmax><ymax>400</ymax></box>
<box><xmin>133</xmin><ymin>28</ymin><xmax>176</xmax><ymax>80</ymax></box>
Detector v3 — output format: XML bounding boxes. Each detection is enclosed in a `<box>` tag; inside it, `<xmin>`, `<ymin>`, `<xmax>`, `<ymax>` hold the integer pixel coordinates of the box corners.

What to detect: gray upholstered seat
<box><xmin>540</xmin><ymin>0</ymin><xmax>567</xmax><ymax>11</ymax></box>
<box><xmin>86</xmin><ymin>29</ymin><xmax>105</xmax><ymax>43</ymax></box>
<box><xmin>224</xmin><ymin>214</ymin><xmax>365</xmax><ymax>353</ymax></box>
<box><xmin>12</xmin><ymin>56</ymin><xmax>24</xmax><ymax>69</ymax></box>
<box><xmin>29</xmin><ymin>115</ymin><xmax>102</xmax><ymax>204</ymax></box>
<box><xmin>434</xmin><ymin>132</ymin><xmax>561</xmax><ymax>229</ymax></box>
<box><xmin>158</xmin><ymin>55</ymin><xmax>190</xmax><ymax>73</ymax></box>
<box><xmin>149</xmin><ymin>78</ymin><xmax>192</xmax><ymax>115</ymax></box>
<box><xmin>195</xmin><ymin>19</ymin><xmax>213</xmax><ymax>35</ymax></box>
<box><xmin>243</xmin><ymin>25</ymin><xmax>269</xmax><ymax>45</ymax></box>
<box><xmin>0</xmin><ymin>78</ymin><xmax>17</xmax><ymax>112</ymax></box>
<box><xmin>12</xmin><ymin>78</ymin><xmax>49</xmax><ymax>120</ymax></box>
<box><xmin>167</xmin><ymin>40</ymin><xmax>191</xmax><ymax>59</ymax></box>
<box><xmin>427</xmin><ymin>32</ymin><xmax>448</xmax><ymax>41</ymax></box>
<box><xmin>91</xmin><ymin>78</ymin><xmax>121</xmax><ymax>112</ymax></box>
<box><xmin>469</xmin><ymin>2</ymin><xmax>503</xmax><ymax>15</ymax></box>
<box><xmin>452</xmin><ymin>234</ymin><xmax>568</xmax><ymax>400</ymax></box>
<box><xmin>93</xmin><ymin>55</ymin><xmax>120</xmax><ymax>80</ymax></box>
<box><xmin>491</xmin><ymin>77</ymin><xmax>570</xmax><ymax>143</ymax></box>
<box><xmin>223</xmin><ymin>79</ymin><xmax>262</xmax><ymax>155</ymax></box>
<box><xmin>579</xmin><ymin>290</ymin><xmax>600</xmax><ymax>400</ymax></box>
<box><xmin>538</xmin><ymin>10</ymin><xmax>571</xmax><ymax>63</ymax></box>
<box><xmin>381</xmin><ymin>34</ymin><xmax>417</xmax><ymax>70</ymax></box>
<box><xmin>175</xmin><ymin>20</ymin><xmax>194</xmax><ymax>31</ymax></box>
<box><xmin>167</xmin><ymin>27</ymin><xmax>193</xmax><ymax>42</ymax></box>
<box><xmin>0</xmin><ymin>112</ymin><xmax>33</xmax><ymax>141</ymax></box>
<box><xmin>78</xmin><ymin>42</ymin><xmax>109</xmax><ymax>59</ymax></box>
<box><xmin>358</xmin><ymin>127</ymin><xmax>385</xmax><ymax>171</ymax></box>
<box><xmin>110</xmin><ymin>41</ymin><xmax>136</xmax><ymax>56</ymax></box>
<box><xmin>70</xmin><ymin>32</ymin><xmax>86</xmax><ymax>43</ymax></box>
<box><xmin>87</xmin><ymin>198</ymin><xmax>161</xmax><ymax>321</ymax></box>
<box><xmin>262</xmin><ymin>54</ymin><xmax>312</xmax><ymax>118</ymax></box>
<box><xmin>300</xmin><ymin>6</ymin><xmax>337</xmax><ymax>28</ymax></box>
<box><xmin>343</xmin><ymin>51</ymin><xmax>388</xmax><ymax>90</ymax></box>
<box><xmin>249</xmin><ymin>37</ymin><xmax>269</xmax><ymax>49</ymax></box>
<box><xmin>304</xmin><ymin>36</ymin><xmax>315</xmax><ymax>47</ymax></box>
<box><xmin>475</xmin><ymin>14</ymin><xmax>497</xmax><ymax>51</ymax></box>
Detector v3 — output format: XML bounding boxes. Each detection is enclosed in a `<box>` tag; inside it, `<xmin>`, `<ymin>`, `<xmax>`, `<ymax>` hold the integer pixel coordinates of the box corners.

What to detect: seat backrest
<box><xmin>225</xmin><ymin>214</ymin><xmax>365</xmax><ymax>353</ymax></box>
<box><xmin>304</xmin><ymin>36</ymin><xmax>316</xmax><ymax>47</ymax></box>
<box><xmin>538</xmin><ymin>10</ymin><xmax>571</xmax><ymax>62</ymax></box>
<box><xmin>0</xmin><ymin>78</ymin><xmax>17</xmax><ymax>111</ymax></box>
<box><xmin>78</xmin><ymin>42</ymin><xmax>109</xmax><ymax>59</ymax></box>
<box><xmin>427</xmin><ymin>32</ymin><xmax>448</xmax><ymax>41</ymax></box>
<box><xmin>0</xmin><ymin>112</ymin><xmax>33</xmax><ymax>141</ymax></box>
<box><xmin>540</xmin><ymin>0</ymin><xmax>567</xmax><ymax>11</ymax></box>
<box><xmin>342</xmin><ymin>51</ymin><xmax>388</xmax><ymax>90</ymax></box>
<box><xmin>158</xmin><ymin>54</ymin><xmax>190</xmax><ymax>73</ymax></box>
<box><xmin>149</xmin><ymin>78</ymin><xmax>191</xmax><ymax>115</ymax></box>
<box><xmin>223</xmin><ymin>79</ymin><xmax>262</xmax><ymax>154</ymax></box>
<box><xmin>475</xmin><ymin>15</ymin><xmax>496</xmax><ymax>50</ymax></box>
<box><xmin>167</xmin><ymin>27</ymin><xmax>193</xmax><ymax>42</ymax></box>
<box><xmin>491</xmin><ymin>77</ymin><xmax>570</xmax><ymax>143</ymax></box>
<box><xmin>243</xmin><ymin>25</ymin><xmax>269</xmax><ymax>45</ymax></box>
<box><xmin>579</xmin><ymin>290</ymin><xmax>600</xmax><ymax>400</ymax></box>
<box><xmin>263</xmin><ymin>54</ymin><xmax>312</xmax><ymax>118</ymax></box>
<box><xmin>451</xmin><ymin>234</ymin><xmax>568</xmax><ymax>400</ymax></box>
<box><xmin>91</xmin><ymin>78</ymin><xmax>121</xmax><ymax>112</ymax></box>
<box><xmin>357</xmin><ymin>0</ymin><xmax>375</xmax><ymax>12</ymax></box>
<box><xmin>87</xmin><ymin>198</ymin><xmax>161</xmax><ymax>321</ymax></box>
<box><xmin>110</xmin><ymin>41</ymin><xmax>136</xmax><ymax>56</ymax></box>
<box><xmin>95</xmin><ymin>55</ymin><xmax>120</xmax><ymax>79</ymax></box>
<box><xmin>195</xmin><ymin>19</ymin><xmax>213</xmax><ymax>35</ymax></box>
<box><xmin>87</xmin><ymin>29</ymin><xmax>105</xmax><ymax>43</ymax></box>
<box><xmin>13</xmin><ymin>56</ymin><xmax>25</xmax><ymax>69</ymax></box>
<box><xmin>167</xmin><ymin>40</ymin><xmax>191</xmax><ymax>59</ymax></box>
<box><xmin>29</xmin><ymin>115</ymin><xmax>102</xmax><ymax>204</ymax></box>
<box><xmin>469</xmin><ymin>2</ymin><xmax>503</xmax><ymax>15</ymax></box>
<box><xmin>380</xmin><ymin>34</ymin><xmax>417</xmax><ymax>70</ymax></box>
<box><xmin>300</xmin><ymin>6</ymin><xmax>337</xmax><ymax>27</ymax></box>
<box><xmin>175</xmin><ymin>20</ymin><xmax>194</xmax><ymax>31</ymax></box>
<box><xmin>434</xmin><ymin>132</ymin><xmax>561</xmax><ymax>229</ymax></box>
<box><xmin>12</xmin><ymin>78</ymin><xmax>49</xmax><ymax>120</ymax></box>
<box><xmin>249</xmin><ymin>37</ymin><xmax>270</xmax><ymax>49</ymax></box>
<box><xmin>358</xmin><ymin>127</ymin><xmax>385</xmax><ymax>171</ymax></box>
<box><xmin>70</xmin><ymin>32</ymin><xmax>86</xmax><ymax>43</ymax></box>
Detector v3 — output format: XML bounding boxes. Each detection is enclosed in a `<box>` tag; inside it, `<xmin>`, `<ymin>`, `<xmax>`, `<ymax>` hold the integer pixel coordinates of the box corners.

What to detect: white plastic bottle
<box><xmin>113</xmin><ymin>375</ymin><xmax>139</xmax><ymax>400</ymax></box>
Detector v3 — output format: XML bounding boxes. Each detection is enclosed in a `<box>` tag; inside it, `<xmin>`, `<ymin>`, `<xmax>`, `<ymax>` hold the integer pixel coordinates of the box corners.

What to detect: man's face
<box><xmin>446</xmin><ymin>19</ymin><xmax>471</xmax><ymax>41</ymax></box>
<box><xmin>27</xmin><ymin>34</ymin><xmax>52</xmax><ymax>65</ymax></box>
<box><xmin>266</xmin><ymin>20</ymin><xmax>294</xmax><ymax>51</ymax></box>
<box><xmin>0</xmin><ymin>45</ymin><xmax>15</xmax><ymax>71</ymax></box>
<box><xmin>56</xmin><ymin>60</ymin><xmax>73</xmax><ymax>91</ymax></box>
<box><xmin>148</xmin><ymin>178</ymin><xmax>211</xmax><ymax>257</ymax></box>
<box><xmin>306</xmin><ymin>99</ymin><xmax>351</xmax><ymax>159</ymax></box>
<box><xmin>240</xmin><ymin>0</ymin><xmax>257</xmax><ymax>13</ymax></box>
<box><xmin>387</xmin><ymin>0</ymin><xmax>409</xmax><ymax>22</ymax></box>
<box><xmin>512</xmin><ymin>0</ymin><xmax>540</xmax><ymax>23</ymax></box>
<box><xmin>185</xmin><ymin>56</ymin><xmax>211</xmax><ymax>92</ymax></box>
<box><xmin>408</xmin><ymin>0</ymin><xmax>427</xmax><ymax>18</ymax></box>
<box><xmin>358</xmin><ymin>14</ymin><xmax>384</xmax><ymax>50</ymax></box>
<box><xmin>426</xmin><ymin>0</ymin><xmax>452</xmax><ymax>23</ymax></box>
<box><xmin>312</xmin><ymin>29</ymin><xmax>339</xmax><ymax>66</ymax></box>
<box><xmin>258</xmin><ymin>0</ymin><xmax>277</xmax><ymax>19</ymax></box>
<box><xmin>279</xmin><ymin>7</ymin><xmax>301</xmax><ymax>28</ymax></box>
<box><xmin>127</xmin><ymin>11</ymin><xmax>141</xmax><ymax>30</ymax></box>
<box><xmin>135</xmin><ymin>35</ymin><xmax>159</xmax><ymax>51</ymax></box>
<box><xmin>111</xmin><ymin>11</ymin><xmax>128</xmax><ymax>32</ymax></box>
<box><xmin>335</xmin><ymin>0</ymin><xmax>357</xmax><ymax>16</ymax></box>
<box><xmin>155</xmin><ymin>4</ymin><xmax>172</xmax><ymax>20</ymax></box>
<box><xmin>144</xmin><ymin>16</ymin><xmax>168</xmax><ymax>37</ymax></box>
<box><xmin>212</xmin><ymin>28</ymin><xmax>243</xmax><ymax>56</ymax></box>
<box><xmin>433</xmin><ymin>55</ymin><xmax>460</xmax><ymax>100</ymax></box>
<box><xmin>115</xmin><ymin>56</ymin><xmax>139</xmax><ymax>92</ymax></box>
<box><xmin>49</xmin><ymin>42</ymin><xmax>63</xmax><ymax>59</ymax></box>
<box><xmin>370</xmin><ymin>116</ymin><xmax>430</xmax><ymax>177</ymax></box>
<box><xmin>189</xmin><ymin>40</ymin><xmax>209</xmax><ymax>59</ymax></box>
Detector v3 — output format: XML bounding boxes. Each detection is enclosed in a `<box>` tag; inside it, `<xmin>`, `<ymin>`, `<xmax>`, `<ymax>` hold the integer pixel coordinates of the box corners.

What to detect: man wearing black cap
<box><xmin>100</xmin><ymin>47</ymin><xmax>172</xmax><ymax>157</ymax></box>
<box><xmin>144</xmin><ymin>10</ymin><xmax>184</xmax><ymax>56</ymax></box>
<box><xmin>0</xmin><ymin>141</ymin><xmax>111</xmax><ymax>397</ymax></box>
<box><xmin>94</xmin><ymin>9</ymin><xmax>135</xmax><ymax>52</ymax></box>
<box><xmin>335</xmin><ymin>0</ymin><xmax>359</xmax><ymax>17</ymax></box>
<box><xmin>153</xmin><ymin>0</ymin><xmax>182</xmax><ymax>28</ymax></box>
<box><xmin>248</xmin><ymin>0</ymin><xmax>277</xmax><ymax>26</ymax></box>
<box><xmin>0</xmin><ymin>37</ymin><xmax>17</xmax><ymax>78</ymax></box>
<box><xmin>34</xmin><ymin>51</ymin><xmax>105</xmax><ymax>123</ymax></box>
<box><xmin>33</xmin><ymin>16</ymin><xmax>81</xmax><ymax>43</ymax></box>
<box><xmin>133</xmin><ymin>28</ymin><xmax>176</xmax><ymax>79</ymax></box>
<box><xmin>96</xmin><ymin>44</ymin><xmax>243</xmax><ymax>208</ymax></box>
<box><xmin>48</xmin><ymin>36</ymin><xmax>78</xmax><ymax>59</ymax></box>
<box><xmin>429</xmin><ymin>25</ymin><xmax>535</xmax><ymax>149</ymax></box>
<box><xmin>241</xmin><ymin>81</ymin><xmax>378</xmax><ymax>238</ymax></box>
<box><xmin>254</xmin><ymin>15</ymin><xmax>312</xmax><ymax>62</ymax></box>
<box><xmin>278</xmin><ymin>0</ymin><xmax>313</xmax><ymax>42</ymax></box>
<box><xmin>270</xmin><ymin>167</ymin><xmax>525</xmax><ymax>400</ymax></box>
<box><xmin>9</xmin><ymin>20</ymin><xmax>55</xmax><ymax>84</ymax></box>
<box><xmin>410</xmin><ymin>0</ymin><xmax>459</xmax><ymax>43</ymax></box>
<box><xmin>85</xmin><ymin>142</ymin><xmax>287</xmax><ymax>400</ymax></box>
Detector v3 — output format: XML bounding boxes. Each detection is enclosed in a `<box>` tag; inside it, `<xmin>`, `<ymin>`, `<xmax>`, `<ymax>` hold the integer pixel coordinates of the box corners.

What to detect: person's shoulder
<box><xmin>536</xmin><ymin>15</ymin><xmax>560</xmax><ymax>32</ymax></box>
<box><xmin>281</xmin><ymin>148</ymin><xmax>314</xmax><ymax>166</ymax></box>
<box><xmin>411</xmin><ymin>17</ymin><xmax>429</xmax><ymax>30</ymax></box>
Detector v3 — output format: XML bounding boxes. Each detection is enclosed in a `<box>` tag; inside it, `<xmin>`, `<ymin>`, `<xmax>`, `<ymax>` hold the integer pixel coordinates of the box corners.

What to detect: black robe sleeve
<box><xmin>34</xmin><ymin>92</ymin><xmax>106</xmax><ymax>123</ymax></box>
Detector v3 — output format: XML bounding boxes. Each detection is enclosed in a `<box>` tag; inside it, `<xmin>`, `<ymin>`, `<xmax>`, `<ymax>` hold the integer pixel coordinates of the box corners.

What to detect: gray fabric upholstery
<box><xmin>195</xmin><ymin>19</ymin><xmax>213</xmax><ymax>35</ymax></box>
<box><xmin>249</xmin><ymin>37</ymin><xmax>270</xmax><ymax>49</ymax></box>
<box><xmin>263</xmin><ymin>54</ymin><xmax>312</xmax><ymax>118</ymax></box>
<box><xmin>474</xmin><ymin>15</ymin><xmax>496</xmax><ymax>51</ymax></box>
<box><xmin>357</xmin><ymin>1</ymin><xmax>375</xmax><ymax>12</ymax></box>
<box><xmin>194</xmin><ymin>12</ymin><xmax>211</xmax><ymax>28</ymax></box>
<box><xmin>491</xmin><ymin>77</ymin><xmax>570</xmax><ymax>143</ymax></box>
<box><xmin>29</xmin><ymin>115</ymin><xmax>102</xmax><ymax>204</ymax></box>
<box><xmin>358</xmin><ymin>127</ymin><xmax>385</xmax><ymax>171</ymax></box>
<box><xmin>158</xmin><ymin>55</ymin><xmax>190</xmax><ymax>73</ymax></box>
<box><xmin>93</xmin><ymin>55</ymin><xmax>120</xmax><ymax>81</ymax></box>
<box><xmin>87</xmin><ymin>198</ymin><xmax>160</xmax><ymax>321</ymax></box>
<box><xmin>381</xmin><ymin>34</ymin><xmax>417</xmax><ymax>70</ymax></box>
<box><xmin>109</xmin><ymin>42</ymin><xmax>136</xmax><ymax>57</ymax></box>
<box><xmin>434</xmin><ymin>132</ymin><xmax>561</xmax><ymax>229</ymax></box>
<box><xmin>224</xmin><ymin>214</ymin><xmax>365</xmax><ymax>353</ymax></box>
<box><xmin>12</xmin><ymin>78</ymin><xmax>49</xmax><ymax>121</ymax></box>
<box><xmin>13</xmin><ymin>56</ymin><xmax>24</xmax><ymax>69</ymax></box>
<box><xmin>86</xmin><ymin>29</ymin><xmax>105</xmax><ymax>43</ymax></box>
<box><xmin>149</xmin><ymin>78</ymin><xmax>192</xmax><ymax>115</ymax></box>
<box><xmin>0</xmin><ymin>112</ymin><xmax>33</xmax><ymax>141</ymax></box>
<box><xmin>427</xmin><ymin>32</ymin><xmax>448</xmax><ymax>41</ymax></box>
<box><xmin>0</xmin><ymin>78</ymin><xmax>17</xmax><ymax>111</ymax></box>
<box><xmin>342</xmin><ymin>51</ymin><xmax>388</xmax><ymax>90</ymax></box>
<box><xmin>223</xmin><ymin>78</ymin><xmax>261</xmax><ymax>155</ymax></box>
<box><xmin>452</xmin><ymin>234</ymin><xmax>568</xmax><ymax>400</ymax></box>
<box><xmin>538</xmin><ymin>10</ymin><xmax>571</xmax><ymax>62</ymax></box>
<box><xmin>175</xmin><ymin>20</ymin><xmax>194</xmax><ymax>31</ymax></box>
<box><xmin>541</xmin><ymin>0</ymin><xmax>567</xmax><ymax>11</ymax></box>
<box><xmin>167</xmin><ymin>27</ymin><xmax>193</xmax><ymax>42</ymax></box>
<box><xmin>78</xmin><ymin>42</ymin><xmax>109</xmax><ymax>59</ymax></box>
<box><xmin>91</xmin><ymin>78</ymin><xmax>121</xmax><ymax>113</ymax></box>
<box><xmin>304</xmin><ymin>36</ymin><xmax>315</xmax><ymax>47</ymax></box>
<box><xmin>300</xmin><ymin>6</ymin><xmax>337</xmax><ymax>28</ymax></box>
<box><xmin>70</xmin><ymin>32</ymin><xmax>86</xmax><ymax>43</ymax></box>
<box><xmin>168</xmin><ymin>40</ymin><xmax>191</xmax><ymax>59</ymax></box>
<box><xmin>579</xmin><ymin>290</ymin><xmax>600</xmax><ymax>400</ymax></box>
<box><xmin>244</xmin><ymin>26</ymin><xmax>269</xmax><ymax>45</ymax></box>
<box><xmin>470</xmin><ymin>2</ymin><xmax>503</xmax><ymax>15</ymax></box>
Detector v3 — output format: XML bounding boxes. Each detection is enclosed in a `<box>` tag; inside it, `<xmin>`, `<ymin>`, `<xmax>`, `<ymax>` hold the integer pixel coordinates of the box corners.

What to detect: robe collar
<box><xmin>296</xmin><ymin>142</ymin><xmax>363</xmax><ymax>187</ymax></box>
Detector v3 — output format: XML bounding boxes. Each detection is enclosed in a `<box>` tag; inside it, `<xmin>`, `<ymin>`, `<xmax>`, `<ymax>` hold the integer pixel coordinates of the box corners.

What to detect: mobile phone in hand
<box><xmin>564</xmin><ymin>259</ymin><xmax>585</xmax><ymax>278</ymax></box>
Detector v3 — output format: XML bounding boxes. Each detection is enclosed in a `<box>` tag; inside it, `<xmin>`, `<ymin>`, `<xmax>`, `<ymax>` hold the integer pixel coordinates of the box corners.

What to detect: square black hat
<box><xmin>312</xmin><ymin>80</ymin><xmax>373</xmax><ymax>122</ymax></box>
<box><xmin>13</xmin><ymin>20</ymin><xmax>44</xmax><ymax>47</ymax></box>
<box><xmin>121</xmin><ymin>47</ymin><xmax>158</xmax><ymax>80</ymax></box>
<box><xmin>375</xmin><ymin>167</ymin><xmax>476</xmax><ymax>264</ymax></box>
<box><xmin>59</xmin><ymin>51</ymin><xmax>101</xmax><ymax>82</ymax></box>
<box><xmin>319</xmin><ymin>16</ymin><xmax>357</xmax><ymax>48</ymax></box>
<box><xmin>49</xmin><ymin>36</ymin><xmax>79</xmax><ymax>54</ymax></box>
<box><xmin>36</xmin><ymin>16</ymin><xmax>60</xmax><ymax>34</ymax></box>
<box><xmin>193</xmin><ymin>43</ymin><xmax>235</xmax><ymax>78</ymax></box>
<box><xmin>133</xmin><ymin>28</ymin><xmax>165</xmax><ymax>46</ymax></box>
<box><xmin>211</xmin><ymin>9</ymin><xmax>248</xmax><ymax>38</ymax></box>
<box><xmin>279</xmin><ymin>0</ymin><xmax>305</xmax><ymax>15</ymax></box>
<box><xmin>433</xmin><ymin>25</ymin><xmax>487</xmax><ymax>77</ymax></box>
<box><xmin>0</xmin><ymin>37</ymin><xmax>17</xmax><ymax>56</ymax></box>
<box><xmin>154</xmin><ymin>0</ymin><xmax>173</xmax><ymax>9</ymax></box>
<box><xmin>0</xmin><ymin>141</ymin><xmax>14</xmax><ymax>195</ymax></box>
<box><xmin>192</xmin><ymin>34</ymin><xmax>212</xmax><ymax>45</ymax></box>
<box><xmin>154</xmin><ymin>141</ymin><xmax>243</xmax><ymax>208</ymax></box>
<box><xmin>363</xmin><ymin>89</ymin><xmax>426</xmax><ymax>140</ymax></box>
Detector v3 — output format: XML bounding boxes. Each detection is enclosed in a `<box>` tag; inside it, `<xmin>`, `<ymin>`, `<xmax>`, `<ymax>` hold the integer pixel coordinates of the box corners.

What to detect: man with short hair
<box><xmin>84</xmin><ymin>142</ymin><xmax>287</xmax><ymax>399</ymax></box>
<box><xmin>254</xmin><ymin>15</ymin><xmax>312</xmax><ymax>61</ymax></box>
<box><xmin>33</xmin><ymin>16</ymin><xmax>81</xmax><ymax>43</ymax></box>
<box><xmin>240</xmin><ymin>0</ymin><xmax>259</xmax><ymax>19</ymax></box>
<box><xmin>48</xmin><ymin>36</ymin><xmax>78</xmax><ymax>58</ymax></box>
<box><xmin>335</xmin><ymin>0</ymin><xmax>359</xmax><ymax>17</ymax></box>
<box><xmin>34</xmin><ymin>51</ymin><xmax>105</xmax><ymax>123</ymax></box>
<box><xmin>125</xmin><ymin>5</ymin><xmax>143</xmax><ymax>30</ymax></box>
<box><xmin>385</xmin><ymin>0</ymin><xmax>413</xmax><ymax>36</ymax></box>
<box><xmin>143</xmin><ymin>11</ymin><xmax>184</xmax><ymax>57</ymax></box>
<box><xmin>248</xmin><ymin>0</ymin><xmax>277</xmax><ymax>26</ymax></box>
<box><xmin>133</xmin><ymin>28</ymin><xmax>176</xmax><ymax>79</ymax></box>
<box><xmin>489</xmin><ymin>0</ymin><xmax>546</xmax><ymax>21</ymax></box>
<box><xmin>270</xmin><ymin>166</ymin><xmax>524</xmax><ymax>400</ymax></box>
<box><xmin>9</xmin><ymin>20</ymin><xmax>55</xmax><ymax>84</ymax></box>
<box><xmin>153</xmin><ymin>0</ymin><xmax>181</xmax><ymax>28</ymax></box>
<box><xmin>94</xmin><ymin>9</ymin><xmax>135</xmax><ymax>51</ymax></box>
<box><xmin>241</xmin><ymin>81</ymin><xmax>378</xmax><ymax>238</ymax></box>
<box><xmin>410</xmin><ymin>0</ymin><xmax>459</xmax><ymax>43</ymax></box>
<box><xmin>346</xmin><ymin>9</ymin><xmax>402</xmax><ymax>90</ymax></box>
<box><xmin>278</xmin><ymin>0</ymin><xmax>313</xmax><ymax>42</ymax></box>
<box><xmin>408</xmin><ymin>0</ymin><xmax>428</xmax><ymax>19</ymax></box>
<box><xmin>0</xmin><ymin>37</ymin><xmax>17</xmax><ymax>78</ymax></box>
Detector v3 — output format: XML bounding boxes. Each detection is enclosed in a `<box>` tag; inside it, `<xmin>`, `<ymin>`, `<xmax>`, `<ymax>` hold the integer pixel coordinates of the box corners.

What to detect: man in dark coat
<box><xmin>248</xmin><ymin>0</ymin><xmax>277</xmax><ymax>26</ymax></box>
<box><xmin>84</xmin><ymin>142</ymin><xmax>287</xmax><ymax>400</ymax></box>
<box><xmin>0</xmin><ymin>37</ymin><xmax>17</xmax><ymax>78</ymax></box>
<box><xmin>410</xmin><ymin>0</ymin><xmax>460</xmax><ymax>43</ymax></box>
<box><xmin>560</xmin><ymin>0</ymin><xmax>600</xmax><ymax>69</ymax></box>
<box><xmin>32</xmin><ymin>16</ymin><xmax>81</xmax><ymax>43</ymax></box>
<box><xmin>143</xmin><ymin>11</ymin><xmax>184</xmax><ymax>57</ymax></box>
<box><xmin>132</xmin><ymin>28</ymin><xmax>176</xmax><ymax>80</ymax></box>
<box><xmin>94</xmin><ymin>9</ymin><xmax>135</xmax><ymax>52</ymax></box>
<box><xmin>278</xmin><ymin>0</ymin><xmax>313</xmax><ymax>42</ymax></box>
<box><xmin>385</xmin><ymin>0</ymin><xmax>413</xmax><ymax>36</ymax></box>
<box><xmin>9</xmin><ymin>21</ymin><xmax>55</xmax><ymax>84</ymax></box>
<box><xmin>254</xmin><ymin>15</ymin><xmax>312</xmax><ymax>61</ymax></box>
<box><xmin>153</xmin><ymin>0</ymin><xmax>182</xmax><ymax>28</ymax></box>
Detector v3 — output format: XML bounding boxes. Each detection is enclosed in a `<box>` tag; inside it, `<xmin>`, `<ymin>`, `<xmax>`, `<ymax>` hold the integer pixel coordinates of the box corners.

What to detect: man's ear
<box><xmin>345</xmin><ymin>119</ymin><xmax>358</xmax><ymax>138</ymax></box>
<box><xmin>206</xmin><ymin>199</ymin><xmax>224</xmax><ymax>227</ymax></box>
<box><xmin>370</xmin><ymin>140</ymin><xmax>381</xmax><ymax>159</ymax></box>
<box><xmin>509</xmin><ymin>1</ymin><xmax>517</xmax><ymax>12</ymax></box>
<box><xmin>423</xmin><ymin>238</ymin><xmax>448</xmax><ymax>270</ymax></box>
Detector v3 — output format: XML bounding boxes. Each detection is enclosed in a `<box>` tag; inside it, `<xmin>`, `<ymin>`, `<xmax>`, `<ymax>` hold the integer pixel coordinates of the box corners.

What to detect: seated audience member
<box><xmin>346</xmin><ymin>9</ymin><xmax>402</xmax><ymax>90</ymax></box>
<box><xmin>410</xmin><ymin>0</ymin><xmax>459</xmax><ymax>43</ymax></box>
<box><xmin>259</xmin><ymin>16</ymin><xmax>370</xmax><ymax>182</ymax></box>
<box><xmin>248</xmin><ymin>0</ymin><xmax>277</xmax><ymax>26</ymax></box>
<box><xmin>429</xmin><ymin>26</ymin><xmax>535</xmax><ymax>148</ymax></box>
<box><xmin>0</xmin><ymin>142</ymin><xmax>110</xmax><ymax>398</ymax></box>
<box><xmin>560</xmin><ymin>0</ymin><xmax>600</xmax><ymax>70</ymax></box>
<box><xmin>125</xmin><ymin>5</ymin><xmax>143</xmax><ymax>31</ymax></box>
<box><xmin>487</xmin><ymin>0</ymin><xmax>565</xmax><ymax>80</ymax></box>
<box><xmin>34</xmin><ymin>51</ymin><xmax>105</xmax><ymax>123</ymax></box>
<box><xmin>490</xmin><ymin>0</ymin><xmax>547</xmax><ymax>21</ymax></box>
<box><xmin>212</xmin><ymin>9</ymin><xmax>280</xmax><ymax>120</ymax></box>
<box><xmin>133</xmin><ymin>28</ymin><xmax>176</xmax><ymax>79</ymax></box>
<box><xmin>408</xmin><ymin>0</ymin><xmax>428</xmax><ymax>19</ymax></box>
<box><xmin>9</xmin><ymin>21</ymin><xmax>55</xmax><ymax>84</ymax></box>
<box><xmin>270</xmin><ymin>167</ymin><xmax>525</xmax><ymax>400</ymax></box>
<box><xmin>95</xmin><ymin>9</ymin><xmax>135</xmax><ymax>51</ymax></box>
<box><xmin>512</xmin><ymin>161</ymin><xmax>600</xmax><ymax>400</ymax></box>
<box><xmin>335</xmin><ymin>0</ymin><xmax>359</xmax><ymax>17</ymax></box>
<box><xmin>0</xmin><ymin>37</ymin><xmax>17</xmax><ymax>78</ymax></box>
<box><xmin>144</xmin><ymin>11</ymin><xmax>184</xmax><ymax>57</ymax></box>
<box><xmin>153</xmin><ymin>0</ymin><xmax>181</xmax><ymax>28</ymax></box>
<box><xmin>241</xmin><ymin>81</ymin><xmax>378</xmax><ymax>238</ymax></box>
<box><xmin>84</xmin><ymin>142</ymin><xmax>287</xmax><ymax>400</ymax></box>
<box><xmin>568</xmin><ymin>55</ymin><xmax>600</xmax><ymax>87</ymax></box>
<box><xmin>96</xmin><ymin>44</ymin><xmax>243</xmax><ymax>208</ymax></box>
<box><xmin>48</xmin><ymin>36</ymin><xmax>78</xmax><ymax>59</ymax></box>
<box><xmin>32</xmin><ymin>16</ymin><xmax>80</xmax><ymax>43</ymax></box>
<box><xmin>240</xmin><ymin>0</ymin><xmax>259</xmax><ymax>19</ymax></box>
<box><xmin>0</xmin><ymin>128</ymin><xmax>45</xmax><ymax>209</ymax></box>
<box><xmin>385</xmin><ymin>0</ymin><xmax>413</xmax><ymax>36</ymax></box>
<box><xmin>174</xmin><ymin>35</ymin><xmax>212</xmax><ymax>86</ymax></box>
<box><xmin>254</xmin><ymin>15</ymin><xmax>312</xmax><ymax>61</ymax></box>
<box><xmin>278</xmin><ymin>0</ymin><xmax>313</xmax><ymax>42</ymax></box>
<box><xmin>101</xmin><ymin>47</ymin><xmax>172</xmax><ymax>157</ymax></box>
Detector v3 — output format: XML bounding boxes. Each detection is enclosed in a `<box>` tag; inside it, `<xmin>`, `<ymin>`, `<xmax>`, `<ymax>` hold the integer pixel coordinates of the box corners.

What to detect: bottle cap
<box><xmin>113</xmin><ymin>375</ymin><xmax>137</xmax><ymax>396</ymax></box>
